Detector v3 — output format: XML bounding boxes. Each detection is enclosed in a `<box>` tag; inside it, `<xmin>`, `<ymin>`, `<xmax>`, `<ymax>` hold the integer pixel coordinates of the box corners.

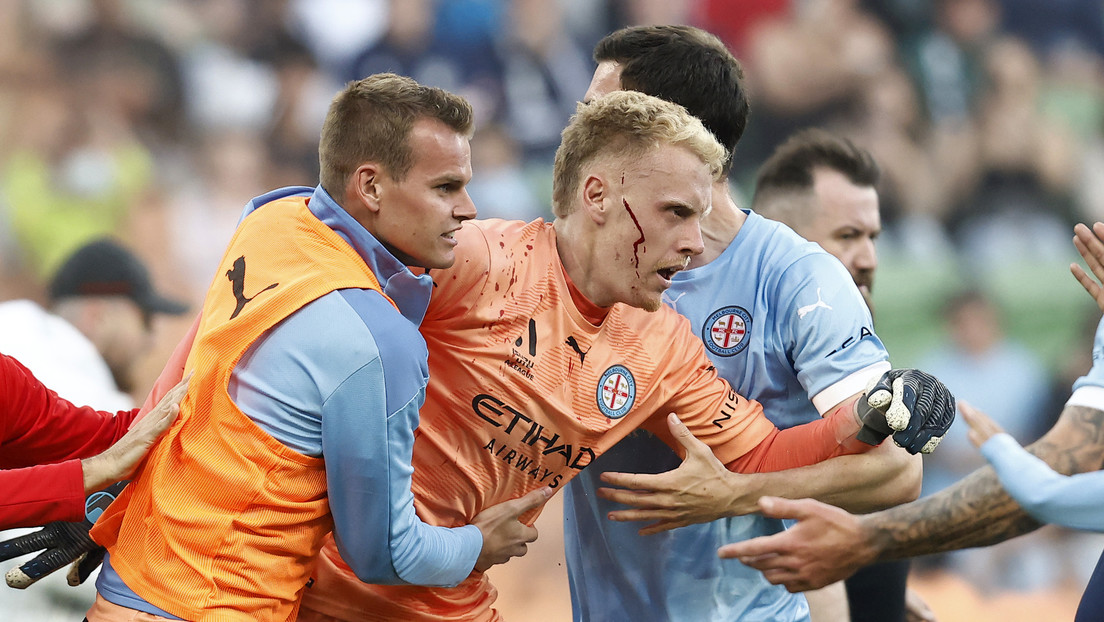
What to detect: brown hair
<box><xmin>318</xmin><ymin>73</ymin><xmax>473</xmax><ymax>196</ymax></box>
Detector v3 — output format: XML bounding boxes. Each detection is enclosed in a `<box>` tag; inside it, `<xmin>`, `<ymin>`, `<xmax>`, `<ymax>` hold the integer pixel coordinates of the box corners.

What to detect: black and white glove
<box><xmin>0</xmin><ymin>481</ymin><xmax>125</xmax><ymax>589</ymax></box>
<box><xmin>855</xmin><ymin>369</ymin><xmax>955</xmax><ymax>454</ymax></box>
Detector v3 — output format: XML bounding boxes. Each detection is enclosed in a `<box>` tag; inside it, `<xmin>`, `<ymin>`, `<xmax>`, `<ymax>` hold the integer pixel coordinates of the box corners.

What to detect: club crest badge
<box><xmin>597</xmin><ymin>365</ymin><xmax>636</xmax><ymax>419</ymax></box>
<box><xmin>703</xmin><ymin>306</ymin><xmax>751</xmax><ymax>357</ymax></box>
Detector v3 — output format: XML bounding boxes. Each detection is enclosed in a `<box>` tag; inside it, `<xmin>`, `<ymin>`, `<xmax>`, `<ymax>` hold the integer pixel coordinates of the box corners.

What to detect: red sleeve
<box><xmin>725</xmin><ymin>395</ymin><xmax>872</xmax><ymax>473</ymax></box>
<box><xmin>0</xmin><ymin>353</ymin><xmax>137</xmax><ymax>527</ymax></box>
<box><xmin>0</xmin><ymin>461</ymin><xmax>86</xmax><ymax>527</ymax></box>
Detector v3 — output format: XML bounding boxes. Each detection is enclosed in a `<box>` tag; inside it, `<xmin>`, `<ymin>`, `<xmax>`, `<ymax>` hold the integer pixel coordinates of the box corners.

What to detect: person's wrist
<box><xmin>860</xmin><ymin>516</ymin><xmax>894</xmax><ymax>563</ymax></box>
<box><xmin>80</xmin><ymin>455</ymin><xmax>112</xmax><ymax>494</ymax></box>
<box><xmin>729</xmin><ymin>473</ymin><xmax>764</xmax><ymax>516</ymax></box>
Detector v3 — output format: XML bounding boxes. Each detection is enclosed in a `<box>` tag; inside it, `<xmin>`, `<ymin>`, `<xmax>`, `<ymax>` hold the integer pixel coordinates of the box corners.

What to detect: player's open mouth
<box><xmin>656</xmin><ymin>266</ymin><xmax>680</xmax><ymax>283</ymax></box>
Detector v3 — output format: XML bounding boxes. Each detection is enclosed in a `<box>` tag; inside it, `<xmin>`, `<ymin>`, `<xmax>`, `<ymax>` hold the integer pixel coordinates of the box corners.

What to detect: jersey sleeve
<box><xmin>982</xmin><ymin>433</ymin><xmax>1104</xmax><ymax>532</ymax></box>
<box><xmin>640</xmin><ymin>321</ymin><xmax>775</xmax><ymax>465</ymax></box>
<box><xmin>1068</xmin><ymin>315</ymin><xmax>1104</xmax><ymax>409</ymax></box>
<box><xmin>775</xmin><ymin>254</ymin><xmax>890</xmax><ymax>413</ymax></box>
<box><xmin>317</xmin><ymin>291</ymin><xmax>482</xmax><ymax>587</ymax></box>
<box><xmin>0</xmin><ymin>353</ymin><xmax>139</xmax><ymax>526</ymax></box>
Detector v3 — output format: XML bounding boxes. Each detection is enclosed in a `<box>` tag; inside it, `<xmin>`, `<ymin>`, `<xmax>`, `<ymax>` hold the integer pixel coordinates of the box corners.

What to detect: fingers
<box><xmin>0</xmin><ymin>527</ymin><xmax>54</xmax><ymax>563</ymax></box>
<box><xmin>756</xmin><ymin>496</ymin><xmax>812</xmax><ymax>521</ymax></box>
<box><xmin>8</xmin><ymin>546</ymin><xmax>71</xmax><ymax>587</ymax></box>
<box><xmin>510</xmin><ymin>486</ymin><xmax>553</xmax><ymax>517</ymax></box>
<box><xmin>883</xmin><ymin>377</ymin><xmax>910</xmax><ymax>431</ymax></box>
<box><xmin>663</xmin><ymin>413</ymin><xmax>717</xmax><ymax>465</ymax></box>
<box><xmin>598</xmin><ymin>469</ymin><xmax>662</xmax><ymax>492</ymax></box>
<box><xmin>716</xmin><ymin>529</ymin><xmax>788</xmax><ymax>560</ymax></box>
<box><xmin>960</xmin><ymin>401</ymin><xmax>1001</xmax><ymax>448</ymax></box>
<box><xmin>5</xmin><ymin>565</ymin><xmax>35</xmax><ymax>589</ymax></box>
<box><xmin>143</xmin><ymin>372</ymin><xmax>191</xmax><ymax>426</ymax></box>
<box><xmin>596</xmin><ymin>485</ymin><xmax>661</xmax><ymax>508</ymax></box>
<box><xmin>1071</xmin><ymin>263</ymin><xmax>1104</xmax><ymax>312</ymax></box>
<box><xmin>1074</xmin><ymin>223</ymin><xmax>1104</xmax><ymax>275</ymax></box>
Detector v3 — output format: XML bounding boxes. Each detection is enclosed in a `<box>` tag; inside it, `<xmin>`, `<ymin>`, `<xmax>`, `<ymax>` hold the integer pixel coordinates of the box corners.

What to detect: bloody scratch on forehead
<box><xmin>623</xmin><ymin>198</ymin><xmax>645</xmax><ymax>269</ymax></box>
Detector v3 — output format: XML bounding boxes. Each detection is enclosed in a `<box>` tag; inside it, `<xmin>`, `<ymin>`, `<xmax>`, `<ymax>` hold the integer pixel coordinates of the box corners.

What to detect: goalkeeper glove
<box><xmin>0</xmin><ymin>481</ymin><xmax>124</xmax><ymax>588</ymax></box>
<box><xmin>855</xmin><ymin>369</ymin><xmax>955</xmax><ymax>454</ymax></box>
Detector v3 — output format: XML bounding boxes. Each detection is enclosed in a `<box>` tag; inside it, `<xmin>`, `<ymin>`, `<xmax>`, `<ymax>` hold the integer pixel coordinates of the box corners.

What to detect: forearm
<box><xmin>326</xmin><ymin>370</ymin><xmax>480</xmax><ymax>586</ymax></box>
<box><xmin>728</xmin><ymin>395</ymin><xmax>867</xmax><ymax>473</ymax></box>
<box><xmin>0</xmin><ymin>460</ymin><xmax>86</xmax><ymax>528</ymax></box>
<box><xmin>740</xmin><ymin>442</ymin><xmax>920</xmax><ymax>515</ymax></box>
<box><xmin>866</xmin><ymin>404</ymin><xmax>1104</xmax><ymax>561</ymax></box>
<box><xmin>983</xmin><ymin>434</ymin><xmax>1104</xmax><ymax>531</ymax></box>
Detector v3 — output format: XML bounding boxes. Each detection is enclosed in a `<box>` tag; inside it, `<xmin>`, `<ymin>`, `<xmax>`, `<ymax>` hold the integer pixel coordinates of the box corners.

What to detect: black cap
<box><xmin>49</xmin><ymin>238</ymin><xmax>189</xmax><ymax>315</ymax></box>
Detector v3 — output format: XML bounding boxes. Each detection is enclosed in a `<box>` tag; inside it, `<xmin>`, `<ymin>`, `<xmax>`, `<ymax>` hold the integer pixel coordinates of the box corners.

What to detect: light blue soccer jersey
<box><xmin>563</xmin><ymin>211</ymin><xmax>890</xmax><ymax>622</ymax></box>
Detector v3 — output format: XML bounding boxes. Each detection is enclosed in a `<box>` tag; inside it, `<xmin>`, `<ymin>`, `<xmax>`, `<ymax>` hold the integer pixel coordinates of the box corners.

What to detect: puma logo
<box><xmin>797</xmin><ymin>288</ymin><xmax>833</xmax><ymax>319</ymax></box>
<box><xmin>566</xmin><ymin>336</ymin><xmax>589</xmax><ymax>363</ymax></box>
<box><xmin>227</xmin><ymin>256</ymin><xmax>278</xmax><ymax>319</ymax></box>
<box><xmin>662</xmin><ymin>290</ymin><xmax>688</xmax><ymax>311</ymax></box>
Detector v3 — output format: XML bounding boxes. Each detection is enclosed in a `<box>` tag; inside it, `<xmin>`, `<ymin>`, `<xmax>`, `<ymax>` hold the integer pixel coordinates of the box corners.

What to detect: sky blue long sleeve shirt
<box><xmin>97</xmin><ymin>186</ymin><xmax>481</xmax><ymax>617</ymax></box>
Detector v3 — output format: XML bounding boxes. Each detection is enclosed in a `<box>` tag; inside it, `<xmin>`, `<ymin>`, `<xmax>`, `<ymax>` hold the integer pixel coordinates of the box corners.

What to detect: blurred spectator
<box><xmin>289</xmin><ymin>0</ymin><xmax>387</xmax><ymax>73</ymax></box>
<box><xmin>178</xmin><ymin>0</ymin><xmax>280</xmax><ymax>133</ymax></box>
<box><xmin>915</xmin><ymin>288</ymin><xmax>1058</xmax><ymax>591</ymax></box>
<box><xmin>165</xmin><ymin>130</ymin><xmax>272</xmax><ymax>301</ymax></box>
<box><xmin>345</xmin><ymin>0</ymin><xmax>503</xmax><ymax>125</ymax></box>
<box><xmin>467</xmin><ymin>123</ymin><xmax>546</xmax><ymax>221</ymax></box>
<box><xmin>698</xmin><ymin>0</ymin><xmax>789</xmax><ymax>56</ymax></box>
<box><xmin>53</xmin><ymin>0</ymin><xmax>187</xmax><ymax>152</ymax></box>
<box><xmin>918</xmin><ymin>288</ymin><xmax>1052</xmax><ymax>495</ymax></box>
<box><xmin>493</xmin><ymin>0</ymin><xmax>592</xmax><ymax>166</ymax></box>
<box><xmin>0</xmin><ymin>237</ymin><xmax>187</xmax><ymax>621</ymax></box>
<box><xmin>947</xmin><ymin>37</ymin><xmax>1080</xmax><ymax>267</ymax></box>
<box><xmin>736</xmin><ymin>0</ymin><xmax>895</xmax><ymax>183</ymax></box>
<box><xmin>1000</xmin><ymin>0</ymin><xmax>1104</xmax><ymax>58</ymax></box>
<box><xmin>838</xmin><ymin>66</ymin><xmax>954</xmax><ymax>260</ymax></box>
<box><xmin>904</xmin><ymin>0</ymin><xmax>1001</xmax><ymax>126</ymax></box>
<box><xmin>0</xmin><ymin>238</ymin><xmax>188</xmax><ymax>405</ymax></box>
<box><xmin>0</xmin><ymin>47</ymin><xmax>154</xmax><ymax>280</ymax></box>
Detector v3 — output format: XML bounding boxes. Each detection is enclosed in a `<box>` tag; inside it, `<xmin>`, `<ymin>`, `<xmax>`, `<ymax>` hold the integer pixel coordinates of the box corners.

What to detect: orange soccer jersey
<box><xmin>299</xmin><ymin>219</ymin><xmax>778</xmax><ymax>621</ymax></box>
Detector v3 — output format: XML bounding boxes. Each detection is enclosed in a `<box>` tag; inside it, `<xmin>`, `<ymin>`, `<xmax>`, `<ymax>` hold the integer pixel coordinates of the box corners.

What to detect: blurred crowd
<box><xmin>3</xmin><ymin>0</ymin><xmax>1104</xmax><ymax>291</ymax></box>
<box><xmin>2</xmin><ymin>0</ymin><xmax>1104</xmax><ymax>618</ymax></box>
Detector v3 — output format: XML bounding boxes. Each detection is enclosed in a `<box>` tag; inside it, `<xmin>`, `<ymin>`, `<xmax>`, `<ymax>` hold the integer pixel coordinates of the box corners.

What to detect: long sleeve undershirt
<box><xmin>0</xmin><ymin>353</ymin><xmax>137</xmax><ymax>528</ymax></box>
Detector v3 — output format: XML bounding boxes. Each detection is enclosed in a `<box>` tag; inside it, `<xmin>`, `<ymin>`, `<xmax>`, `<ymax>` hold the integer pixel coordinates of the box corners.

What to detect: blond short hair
<box><xmin>318</xmin><ymin>73</ymin><xmax>473</xmax><ymax>196</ymax></box>
<box><xmin>551</xmin><ymin>90</ymin><xmax>726</xmax><ymax>218</ymax></box>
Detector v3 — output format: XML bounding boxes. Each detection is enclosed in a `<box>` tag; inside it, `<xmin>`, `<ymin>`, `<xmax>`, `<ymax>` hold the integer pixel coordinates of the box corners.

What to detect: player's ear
<box><xmin>352</xmin><ymin>163</ymin><xmax>383</xmax><ymax>214</ymax></box>
<box><xmin>581</xmin><ymin>174</ymin><xmax>609</xmax><ymax>225</ymax></box>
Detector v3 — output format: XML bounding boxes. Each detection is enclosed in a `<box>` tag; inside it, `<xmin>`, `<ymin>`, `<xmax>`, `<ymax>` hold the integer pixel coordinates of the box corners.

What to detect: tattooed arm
<box><xmin>718</xmin><ymin>222</ymin><xmax>1104</xmax><ymax>591</ymax></box>
<box><xmin>868</xmin><ymin>404</ymin><xmax>1104</xmax><ymax>558</ymax></box>
<box><xmin>716</xmin><ymin>404</ymin><xmax>1104</xmax><ymax>592</ymax></box>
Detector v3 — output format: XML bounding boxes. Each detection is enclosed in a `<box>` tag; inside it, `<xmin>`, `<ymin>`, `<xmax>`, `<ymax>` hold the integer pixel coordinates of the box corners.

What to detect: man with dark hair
<box><xmin>563</xmin><ymin>25</ymin><xmax>925</xmax><ymax>622</ymax></box>
<box><xmin>753</xmin><ymin>128</ymin><xmax>881</xmax><ymax>314</ymax></box>
<box><xmin>752</xmin><ymin>128</ymin><xmax>929</xmax><ymax>621</ymax></box>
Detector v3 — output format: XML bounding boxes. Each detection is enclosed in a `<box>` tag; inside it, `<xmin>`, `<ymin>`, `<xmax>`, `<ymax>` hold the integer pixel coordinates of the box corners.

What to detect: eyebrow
<box><xmin>430</xmin><ymin>173</ymin><xmax>467</xmax><ymax>185</ymax></box>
